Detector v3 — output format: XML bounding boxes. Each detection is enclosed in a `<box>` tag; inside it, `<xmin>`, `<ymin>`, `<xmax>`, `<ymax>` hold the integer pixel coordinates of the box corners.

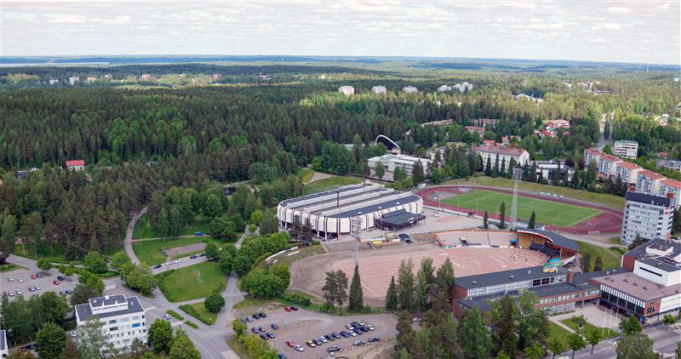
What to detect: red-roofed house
<box><xmin>473</xmin><ymin>144</ymin><xmax>529</xmax><ymax>168</ymax></box>
<box><xmin>546</xmin><ymin>119</ymin><xmax>570</xmax><ymax>130</ymax></box>
<box><xmin>597</xmin><ymin>153</ymin><xmax>622</xmax><ymax>177</ymax></box>
<box><xmin>659</xmin><ymin>179</ymin><xmax>681</xmax><ymax>208</ymax></box>
<box><xmin>583</xmin><ymin>148</ymin><xmax>602</xmax><ymax>167</ymax></box>
<box><xmin>636</xmin><ymin>170</ymin><xmax>667</xmax><ymax>194</ymax></box>
<box><xmin>615</xmin><ymin>161</ymin><xmax>643</xmax><ymax>184</ymax></box>
<box><xmin>540</xmin><ymin>130</ymin><xmax>557</xmax><ymax>138</ymax></box>
<box><xmin>465</xmin><ymin>126</ymin><xmax>485</xmax><ymax>138</ymax></box>
<box><xmin>66</xmin><ymin>159</ymin><xmax>85</xmax><ymax>172</ymax></box>
<box><xmin>483</xmin><ymin>140</ymin><xmax>496</xmax><ymax>146</ymax></box>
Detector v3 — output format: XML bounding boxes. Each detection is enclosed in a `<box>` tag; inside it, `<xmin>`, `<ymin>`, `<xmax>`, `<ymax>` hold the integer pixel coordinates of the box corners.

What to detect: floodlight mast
<box><xmin>510</xmin><ymin>167</ymin><xmax>522</xmax><ymax>230</ymax></box>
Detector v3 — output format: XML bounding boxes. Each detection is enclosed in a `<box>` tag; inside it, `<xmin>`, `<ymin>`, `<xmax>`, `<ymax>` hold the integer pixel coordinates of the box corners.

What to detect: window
<box><xmin>132</xmin><ymin>323</ymin><xmax>141</xmax><ymax>328</ymax></box>
<box><xmin>109</xmin><ymin>327</ymin><xmax>118</xmax><ymax>332</ymax></box>
<box><xmin>109</xmin><ymin>320</ymin><xmax>117</xmax><ymax>324</ymax></box>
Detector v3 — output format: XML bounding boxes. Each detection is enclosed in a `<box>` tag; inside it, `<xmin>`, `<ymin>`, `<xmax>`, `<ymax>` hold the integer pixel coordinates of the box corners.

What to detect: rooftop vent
<box><xmin>105</xmin><ymin>295</ymin><xmax>110</xmax><ymax>300</ymax></box>
<box><xmin>623</xmin><ymin>278</ymin><xmax>628</xmax><ymax>282</ymax></box>
<box><xmin>510</xmin><ymin>275</ymin><xmax>515</xmax><ymax>279</ymax></box>
<box><xmin>643</xmin><ymin>286</ymin><xmax>648</xmax><ymax>290</ymax></box>
<box><xmin>472</xmin><ymin>280</ymin><xmax>477</xmax><ymax>285</ymax></box>
<box><xmin>633</xmin><ymin>282</ymin><xmax>638</xmax><ymax>287</ymax></box>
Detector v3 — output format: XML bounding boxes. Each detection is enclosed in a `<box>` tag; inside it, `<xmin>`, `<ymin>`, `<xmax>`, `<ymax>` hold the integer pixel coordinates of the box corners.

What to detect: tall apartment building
<box><xmin>0</xmin><ymin>330</ymin><xmax>7</xmax><ymax>358</ymax></box>
<box><xmin>636</xmin><ymin>170</ymin><xmax>667</xmax><ymax>194</ymax></box>
<box><xmin>338</xmin><ymin>86</ymin><xmax>355</xmax><ymax>96</ymax></box>
<box><xmin>615</xmin><ymin>162</ymin><xmax>642</xmax><ymax>184</ymax></box>
<box><xmin>473</xmin><ymin>143</ymin><xmax>530</xmax><ymax>168</ymax></box>
<box><xmin>613</xmin><ymin>140</ymin><xmax>639</xmax><ymax>159</ymax></box>
<box><xmin>75</xmin><ymin>294</ymin><xmax>147</xmax><ymax>352</ymax></box>
<box><xmin>621</xmin><ymin>191</ymin><xmax>674</xmax><ymax>244</ymax></box>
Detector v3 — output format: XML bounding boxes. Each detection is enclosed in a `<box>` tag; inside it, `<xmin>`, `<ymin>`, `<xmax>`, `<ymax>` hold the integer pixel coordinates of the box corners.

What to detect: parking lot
<box><xmin>239</xmin><ymin>308</ymin><xmax>397</xmax><ymax>359</ymax></box>
<box><xmin>1</xmin><ymin>258</ymin><xmax>77</xmax><ymax>300</ymax></box>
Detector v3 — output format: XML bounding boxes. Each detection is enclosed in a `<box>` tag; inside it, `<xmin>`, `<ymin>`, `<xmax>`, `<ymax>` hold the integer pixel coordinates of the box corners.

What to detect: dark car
<box><xmin>64</xmin><ymin>290</ymin><xmax>72</xmax><ymax>295</ymax></box>
<box><xmin>259</xmin><ymin>327</ymin><xmax>266</xmax><ymax>333</ymax></box>
<box><xmin>259</xmin><ymin>333</ymin><xmax>268</xmax><ymax>340</ymax></box>
<box><xmin>57</xmin><ymin>275</ymin><xmax>65</xmax><ymax>281</ymax></box>
<box><xmin>259</xmin><ymin>312</ymin><xmax>267</xmax><ymax>318</ymax></box>
<box><xmin>190</xmin><ymin>255</ymin><xmax>198</xmax><ymax>259</ymax></box>
<box><xmin>199</xmin><ymin>253</ymin><xmax>206</xmax><ymax>257</ymax></box>
<box><xmin>251</xmin><ymin>327</ymin><xmax>259</xmax><ymax>334</ymax></box>
<box><xmin>340</xmin><ymin>331</ymin><xmax>351</xmax><ymax>338</ymax></box>
<box><xmin>312</xmin><ymin>338</ymin><xmax>322</xmax><ymax>346</ymax></box>
<box><xmin>252</xmin><ymin>314</ymin><xmax>260</xmax><ymax>320</ymax></box>
<box><xmin>23</xmin><ymin>344</ymin><xmax>34</xmax><ymax>350</ymax></box>
<box><xmin>278</xmin><ymin>355</ymin><xmax>286</xmax><ymax>359</ymax></box>
<box><xmin>37</xmin><ymin>273</ymin><xmax>43</xmax><ymax>278</ymax></box>
<box><xmin>327</xmin><ymin>346</ymin><xmax>341</xmax><ymax>353</ymax></box>
<box><xmin>267</xmin><ymin>332</ymin><xmax>275</xmax><ymax>339</ymax></box>
<box><xmin>194</xmin><ymin>232</ymin><xmax>203</xmax><ymax>236</ymax></box>
<box><xmin>290</xmin><ymin>306</ymin><xmax>299</xmax><ymax>311</ymax></box>
<box><xmin>354</xmin><ymin>340</ymin><xmax>366</xmax><ymax>346</ymax></box>
<box><xmin>324</xmin><ymin>334</ymin><xmax>335</xmax><ymax>341</ymax></box>
<box><xmin>331</xmin><ymin>332</ymin><xmax>340</xmax><ymax>339</ymax></box>
<box><xmin>152</xmin><ymin>264</ymin><xmax>162</xmax><ymax>269</ymax></box>
<box><xmin>271</xmin><ymin>323</ymin><xmax>279</xmax><ymax>330</ymax></box>
<box><xmin>368</xmin><ymin>337</ymin><xmax>380</xmax><ymax>343</ymax></box>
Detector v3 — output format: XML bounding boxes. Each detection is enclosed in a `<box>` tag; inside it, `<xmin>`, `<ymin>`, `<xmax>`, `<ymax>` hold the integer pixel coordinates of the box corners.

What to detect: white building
<box><xmin>614</xmin><ymin>162</ymin><xmax>643</xmax><ymax>185</ymax></box>
<box><xmin>402</xmin><ymin>86</ymin><xmax>418</xmax><ymax>93</ymax></box>
<box><xmin>529</xmin><ymin>160</ymin><xmax>574</xmax><ymax>182</ymax></box>
<box><xmin>75</xmin><ymin>294</ymin><xmax>147</xmax><ymax>352</ymax></box>
<box><xmin>636</xmin><ymin>170</ymin><xmax>666</xmax><ymax>195</ymax></box>
<box><xmin>49</xmin><ymin>79</ymin><xmax>59</xmax><ymax>85</ymax></box>
<box><xmin>371</xmin><ymin>86</ymin><xmax>387</xmax><ymax>94</ymax></box>
<box><xmin>453</xmin><ymin>82</ymin><xmax>473</xmax><ymax>93</ymax></box>
<box><xmin>621</xmin><ymin>191</ymin><xmax>674</xmax><ymax>244</ymax></box>
<box><xmin>0</xmin><ymin>330</ymin><xmax>7</xmax><ymax>358</ymax></box>
<box><xmin>613</xmin><ymin>140</ymin><xmax>639</xmax><ymax>159</ymax></box>
<box><xmin>338</xmin><ymin>86</ymin><xmax>355</xmax><ymax>96</ymax></box>
<box><xmin>473</xmin><ymin>144</ymin><xmax>529</xmax><ymax>168</ymax></box>
<box><xmin>367</xmin><ymin>154</ymin><xmax>432</xmax><ymax>176</ymax></box>
<box><xmin>69</xmin><ymin>76</ymin><xmax>80</xmax><ymax>86</ymax></box>
<box><xmin>659</xmin><ymin>179</ymin><xmax>681</xmax><ymax>209</ymax></box>
<box><xmin>437</xmin><ymin>85</ymin><xmax>452</xmax><ymax>92</ymax></box>
<box><xmin>657</xmin><ymin>159</ymin><xmax>681</xmax><ymax>173</ymax></box>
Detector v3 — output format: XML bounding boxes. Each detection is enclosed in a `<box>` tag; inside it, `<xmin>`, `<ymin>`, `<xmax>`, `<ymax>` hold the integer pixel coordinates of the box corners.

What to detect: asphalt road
<box><xmin>572</xmin><ymin>323</ymin><xmax>680</xmax><ymax>359</ymax></box>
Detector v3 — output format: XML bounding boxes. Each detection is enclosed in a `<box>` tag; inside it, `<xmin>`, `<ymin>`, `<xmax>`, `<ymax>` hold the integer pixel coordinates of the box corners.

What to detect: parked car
<box><xmin>37</xmin><ymin>273</ymin><xmax>43</xmax><ymax>278</ymax></box>
<box><xmin>354</xmin><ymin>340</ymin><xmax>366</xmax><ymax>346</ymax></box>
<box><xmin>368</xmin><ymin>337</ymin><xmax>380</xmax><ymax>343</ymax></box>
<box><xmin>285</xmin><ymin>306</ymin><xmax>293</xmax><ymax>312</ymax></box>
<box><xmin>340</xmin><ymin>331</ymin><xmax>350</xmax><ymax>338</ymax></box>
<box><xmin>251</xmin><ymin>327</ymin><xmax>259</xmax><ymax>334</ymax></box>
<box><xmin>31</xmin><ymin>274</ymin><xmax>38</xmax><ymax>280</ymax></box>
<box><xmin>267</xmin><ymin>332</ymin><xmax>275</xmax><ymax>339</ymax></box>
<box><xmin>7</xmin><ymin>277</ymin><xmax>14</xmax><ymax>282</ymax></box>
<box><xmin>345</xmin><ymin>324</ymin><xmax>354</xmax><ymax>330</ymax></box>
<box><xmin>199</xmin><ymin>253</ymin><xmax>206</xmax><ymax>257</ymax></box>
<box><xmin>285</xmin><ymin>341</ymin><xmax>294</xmax><ymax>348</ymax></box>
<box><xmin>190</xmin><ymin>255</ymin><xmax>197</xmax><ymax>259</ymax></box>
<box><xmin>290</xmin><ymin>306</ymin><xmax>299</xmax><ymax>311</ymax></box>
<box><xmin>53</xmin><ymin>280</ymin><xmax>60</xmax><ymax>285</ymax></box>
<box><xmin>259</xmin><ymin>312</ymin><xmax>267</xmax><ymax>318</ymax></box>
<box><xmin>331</xmin><ymin>332</ymin><xmax>340</xmax><ymax>339</ymax></box>
<box><xmin>324</xmin><ymin>334</ymin><xmax>335</xmax><ymax>341</ymax></box>
<box><xmin>327</xmin><ymin>346</ymin><xmax>341</xmax><ymax>353</ymax></box>
<box><xmin>246</xmin><ymin>316</ymin><xmax>253</xmax><ymax>322</ymax></box>
<box><xmin>306</xmin><ymin>340</ymin><xmax>316</xmax><ymax>348</ymax></box>
<box><xmin>278</xmin><ymin>354</ymin><xmax>286</xmax><ymax>359</ymax></box>
<box><xmin>176</xmin><ymin>259</ymin><xmax>183</xmax><ymax>263</ymax></box>
<box><xmin>16</xmin><ymin>290</ymin><xmax>22</xmax><ymax>295</ymax></box>
<box><xmin>367</xmin><ymin>324</ymin><xmax>375</xmax><ymax>331</ymax></box>
<box><xmin>194</xmin><ymin>232</ymin><xmax>203</xmax><ymax>236</ymax></box>
<box><xmin>294</xmin><ymin>344</ymin><xmax>304</xmax><ymax>352</ymax></box>
<box><xmin>163</xmin><ymin>314</ymin><xmax>172</xmax><ymax>320</ymax></box>
<box><xmin>28</xmin><ymin>287</ymin><xmax>36</xmax><ymax>292</ymax></box>
<box><xmin>17</xmin><ymin>278</ymin><xmax>24</xmax><ymax>283</ymax></box>
<box><xmin>252</xmin><ymin>314</ymin><xmax>260</xmax><ymax>320</ymax></box>
<box><xmin>258</xmin><ymin>327</ymin><xmax>266</xmax><ymax>333</ymax></box>
<box><xmin>259</xmin><ymin>333</ymin><xmax>268</xmax><ymax>340</ymax></box>
<box><xmin>68</xmin><ymin>332</ymin><xmax>78</xmax><ymax>338</ymax></box>
<box><xmin>36</xmin><ymin>285</ymin><xmax>41</xmax><ymax>290</ymax></box>
<box><xmin>7</xmin><ymin>291</ymin><xmax>14</xmax><ymax>297</ymax></box>
<box><xmin>271</xmin><ymin>323</ymin><xmax>279</xmax><ymax>330</ymax></box>
<box><xmin>64</xmin><ymin>290</ymin><xmax>72</xmax><ymax>295</ymax></box>
<box><xmin>349</xmin><ymin>331</ymin><xmax>357</xmax><ymax>337</ymax></box>
<box><xmin>165</xmin><ymin>262</ymin><xmax>172</xmax><ymax>267</ymax></box>
<box><xmin>57</xmin><ymin>275</ymin><xmax>65</xmax><ymax>281</ymax></box>
<box><xmin>318</xmin><ymin>336</ymin><xmax>327</xmax><ymax>343</ymax></box>
<box><xmin>152</xmin><ymin>264</ymin><xmax>162</xmax><ymax>269</ymax></box>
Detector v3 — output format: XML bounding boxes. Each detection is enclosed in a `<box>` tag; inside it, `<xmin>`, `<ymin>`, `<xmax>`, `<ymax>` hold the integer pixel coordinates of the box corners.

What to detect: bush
<box><xmin>204</xmin><ymin>292</ymin><xmax>226</xmax><ymax>313</ymax></box>
<box><xmin>179</xmin><ymin>305</ymin><xmax>212</xmax><ymax>325</ymax></box>
<box><xmin>184</xmin><ymin>320</ymin><xmax>199</xmax><ymax>329</ymax></box>
<box><xmin>281</xmin><ymin>292</ymin><xmax>311</xmax><ymax>307</ymax></box>
<box><xmin>167</xmin><ymin>310</ymin><xmax>184</xmax><ymax>320</ymax></box>
<box><xmin>83</xmin><ymin>252</ymin><xmax>108</xmax><ymax>274</ymax></box>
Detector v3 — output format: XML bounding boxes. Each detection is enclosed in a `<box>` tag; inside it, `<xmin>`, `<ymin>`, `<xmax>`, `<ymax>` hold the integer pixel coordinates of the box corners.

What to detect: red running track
<box><xmin>418</xmin><ymin>186</ymin><xmax>623</xmax><ymax>235</ymax></box>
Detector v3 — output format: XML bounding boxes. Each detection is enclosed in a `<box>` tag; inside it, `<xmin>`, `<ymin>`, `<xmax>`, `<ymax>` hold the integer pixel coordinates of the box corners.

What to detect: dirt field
<box><xmin>290</xmin><ymin>243</ymin><xmax>547</xmax><ymax>306</ymax></box>
<box><xmin>163</xmin><ymin>242</ymin><xmax>206</xmax><ymax>258</ymax></box>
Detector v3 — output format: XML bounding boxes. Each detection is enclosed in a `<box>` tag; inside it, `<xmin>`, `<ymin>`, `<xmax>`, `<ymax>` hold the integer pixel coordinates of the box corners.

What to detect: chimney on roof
<box><xmin>567</xmin><ymin>269</ymin><xmax>573</xmax><ymax>284</ymax></box>
<box><xmin>105</xmin><ymin>295</ymin><xmax>110</xmax><ymax>300</ymax></box>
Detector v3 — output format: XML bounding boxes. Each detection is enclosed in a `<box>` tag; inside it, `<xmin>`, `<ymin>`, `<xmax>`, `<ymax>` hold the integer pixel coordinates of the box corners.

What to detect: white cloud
<box><xmin>608</xmin><ymin>7</ymin><xmax>630</xmax><ymax>13</ymax></box>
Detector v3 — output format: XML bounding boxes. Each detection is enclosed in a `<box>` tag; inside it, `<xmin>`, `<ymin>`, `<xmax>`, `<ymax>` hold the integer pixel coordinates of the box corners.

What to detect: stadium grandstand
<box><xmin>277</xmin><ymin>185</ymin><xmax>423</xmax><ymax>239</ymax></box>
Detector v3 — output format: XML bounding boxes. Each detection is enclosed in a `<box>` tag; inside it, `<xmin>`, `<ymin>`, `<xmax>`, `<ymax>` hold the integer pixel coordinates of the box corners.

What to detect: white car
<box><xmin>176</xmin><ymin>259</ymin><xmax>183</xmax><ymax>263</ymax></box>
<box><xmin>17</xmin><ymin>278</ymin><xmax>24</xmax><ymax>283</ymax></box>
<box><xmin>7</xmin><ymin>277</ymin><xmax>14</xmax><ymax>282</ymax></box>
<box><xmin>349</xmin><ymin>331</ymin><xmax>357</xmax><ymax>337</ymax></box>
<box><xmin>7</xmin><ymin>291</ymin><xmax>14</xmax><ymax>297</ymax></box>
<box><xmin>16</xmin><ymin>290</ymin><xmax>22</xmax><ymax>295</ymax></box>
<box><xmin>165</xmin><ymin>262</ymin><xmax>172</xmax><ymax>267</ymax></box>
<box><xmin>294</xmin><ymin>344</ymin><xmax>304</xmax><ymax>352</ymax></box>
<box><xmin>345</xmin><ymin>324</ymin><xmax>354</xmax><ymax>330</ymax></box>
<box><xmin>36</xmin><ymin>286</ymin><xmax>42</xmax><ymax>291</ymax></box>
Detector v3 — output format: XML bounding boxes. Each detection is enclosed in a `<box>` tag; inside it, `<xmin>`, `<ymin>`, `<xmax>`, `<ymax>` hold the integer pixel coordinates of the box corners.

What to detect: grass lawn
<box><xmin>133</xmin><ymin>214</ymin><xmax>213</xmax><ymax>240</ymax></box>
<box><xmin>133</xmin><ymin>237</ymin><xmax>223</xmax><ymax>266</ymax></box>
<box><xmin>227</xmin><ymin>337</ymin><xmax>253</xmax><ymax>359</ymax></box>
<box><xmin>156</xmin><ymin>262</ymin><xmax>226</xmax><ymax>302</ymax></box>
<box><xmin>549</xmin><ymin>322</ymin><xmax>571</xmax><ymax>348</ymax></box>
<box><xmin>297</xmin><ymin>168</ymin><xmax>315</xmax><ymax>184</ymax></box>
<box><xmin>0</xmin><ymin>263</ymin><xmax>26</xmax><ymax>273</ymax></box>
<box><xmin>443</xmin><ymin>176</ymin><xmax>625</xmax><ymax>210</ymax></box>
<box><xmin>180</xmin><ymin>302</ymin><xmax>218</xmax><ymax>325</ymax></box>
<box><xmin>303</xmin><ymin>176</ymin><xmax>362</xmax><ymax>195</ymax></box>
<box><xmin>574</xmin><ymin>240</ymin><xmax>621</xmax><ymax>271</ymax></box>
<box><xmin>441</xmin><ymin>189</ymin><xmax>602</xmax><ymax>227</ymax></box>
<box><xmin>12</xmin><ymin>242</ymin><xmax>123</xmax><ymax>264</ymax></box>
<box><xmin>166</xmin><ymin>310</ymin><xmax>184</xmax><ymax>320</ymax></box>
<box><xmin>255</xmin><ymin>244</ymin><xmax>326</xmax><ymax>269</ymax></box>
<box><xmin>561</xmin><ymin>317</ymin><xmax>618</xmax><ymax>339</ymax></box>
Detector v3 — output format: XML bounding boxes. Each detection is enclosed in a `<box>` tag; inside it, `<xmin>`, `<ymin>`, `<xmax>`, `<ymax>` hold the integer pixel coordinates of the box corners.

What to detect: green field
<box><xmin>12</xmin><ymin>243</ymin><xmax>123</xmax><ymax>264</ymax></box>
<box><xmin>297</xmin><ymin>167</ymin><xmax>315</xmax><ymax>184</ymax></box>
<box><xmin>133</xmin><ymin>214</ymin><xmax>213</xmax><ymax>240</ymax></box>
<box><xmin>442</xmin><ymin>189</ymin><xmax>601</xmax><ymax>227</ymax></box>
<box><xmin>156</xmin><ymin>262</ymin><xmax>226</xmax><ymax>302</ymax></box>
<box><xmin>180</xmin><ymin>302</ymin><xmax>218</xmax><ymax>325</ymax></box>
<box><xmin>548</xmin><ymin>322</ymin><xmax>571</xmax><ymax>348</ymax></box>
<box><xmin>444</xmin><ymin>176</ymin><xmax>625</xmax><ymax>210</ymax></box>
<box><xmin>561</xmin><ymin>317</ymin><xmax>617</xmax><ymax>339</ymax></box>
<box><xmin>133</xmin><ymin>237</ymin><xmax>224</xmax><ymax>266</ymax></box>
<box><xmin>574</xmin><ymin>240</ymin><xmax>621</xmax><ymax>271</ymax></box>
<box><xmin>0</xmin><ymin>263</ymin><xmax>25</xmax><ymax>273</ymax></box>
<box><xmin>303</xmin><ymin>176</ymin><xmax>362</xmax><ymax>195</ymax></box>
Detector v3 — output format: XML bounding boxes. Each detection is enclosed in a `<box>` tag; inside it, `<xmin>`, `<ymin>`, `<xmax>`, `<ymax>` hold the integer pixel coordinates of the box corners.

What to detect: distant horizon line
<box><xmin>1</xmin><ymin>54</ymin><xmax>679</xmax><ymax>67</ymax></box>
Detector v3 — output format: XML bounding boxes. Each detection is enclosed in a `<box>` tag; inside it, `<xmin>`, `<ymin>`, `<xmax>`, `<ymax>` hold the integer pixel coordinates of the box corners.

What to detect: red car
<box><xmin>286</xmin><ymin>341</ymin><xmax>294</xmax><ymax>348</ymax></box>
<box><xmin>30</xmin><ymin>274</ymin><xmax>38</xmax><ymax>280</ymax></box>
<box><xmin>285</xmin><ymin>306</ymin><xmax>292</xmax><ymax>312</ymax></box>
<box><xmin>53</xmin><ymin>280</ymin><xmax>60</xmax><ymax>285</ymax></box>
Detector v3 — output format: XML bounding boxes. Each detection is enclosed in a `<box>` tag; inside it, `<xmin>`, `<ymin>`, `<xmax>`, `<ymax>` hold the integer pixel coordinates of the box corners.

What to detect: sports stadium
<box><xmin>277</xmin><ymin>185</ymin><xmax>424</xmax><ymax>239</ymax></box>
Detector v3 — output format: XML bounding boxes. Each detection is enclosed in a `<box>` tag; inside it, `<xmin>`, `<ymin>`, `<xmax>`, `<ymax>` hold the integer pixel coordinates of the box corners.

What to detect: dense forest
<box><xmin>0</xmin><ymin>63</ymin><xmax>679</xmax><ymax>261</ymax></box>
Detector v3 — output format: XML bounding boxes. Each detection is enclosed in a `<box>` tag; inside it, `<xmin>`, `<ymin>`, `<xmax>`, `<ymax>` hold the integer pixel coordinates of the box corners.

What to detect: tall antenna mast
<box><xmin>510</xmin><ymin>167</ymin><xmax>522</xmax><ymax>230</ymax></box>
<box><xmin>351</xmin><ymin>216</ymin><xmax>361</xmax><ymax>266</ymax></box>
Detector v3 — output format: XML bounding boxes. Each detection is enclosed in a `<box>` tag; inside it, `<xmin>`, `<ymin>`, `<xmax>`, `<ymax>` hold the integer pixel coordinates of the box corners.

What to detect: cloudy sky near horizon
<box><xmin>2</xmin><ymin>0</ymin><xmax>679</xmax><ymax>64</ymax></box>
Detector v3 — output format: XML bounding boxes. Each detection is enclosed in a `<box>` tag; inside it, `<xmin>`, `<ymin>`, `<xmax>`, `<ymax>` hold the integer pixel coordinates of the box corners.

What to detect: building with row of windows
<box><xmin>367</xmin><ymin>154</ymin><xmax>432</xmax><ymax>177</ymax></box>
<box><xmin>75</xmin><ymin>294</ymin><xmax>147</xmax><ymax>352</ymax></box>
<box><xmin>473</xmin><ymin>143</ymin><xmax>530</xmax><ymax>169</ymax></box>
<box><xmin>621</xmin><ymin>191</ymin><xmax>674</xmax><ymax>244</ymax></box>
<box><xmin>613</xmin><ymin>140</ymin><xmax>639</xmax><ymax>159</ymax></box>
<box><xmin>0</xmin><ymin>330</ymin><xmax>7</xmax><ymax>358</ymax></box>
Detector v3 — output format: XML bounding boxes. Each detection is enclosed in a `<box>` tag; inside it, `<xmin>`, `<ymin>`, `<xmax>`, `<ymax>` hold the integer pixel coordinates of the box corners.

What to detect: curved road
<box><xmin>122</xmin><ymin>208</ymin><xmax>246</xmax><ymax>359</ymax></box>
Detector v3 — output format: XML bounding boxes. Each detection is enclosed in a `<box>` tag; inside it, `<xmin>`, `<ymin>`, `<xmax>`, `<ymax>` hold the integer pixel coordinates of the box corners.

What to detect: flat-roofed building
<box><xmin>338</xmin><ymin>86</ymin><xmax>355</xmax><ymax>96</ymax></box>
<box><xmin>0</xmin><ymin>330</ymin><xmax>7</xmax><ymax>358</ymax></box>
<box><xmin>75</xmin><ymin>294</ymin><xmax>147</xmax><ymax>352</ymax></box>
<box><xmin>371</xmin><ymin>85</ymin><xmax>387</xmax><ymax>94</ymax></box>
<box><xmin>367</xmin><ymin>154</ymin><xmax>432</xmax><ymax>176</ymax></box>
<box><xmin>473</xmin><ymin>143</ymin><xmax>529</xmax><ymax>168</ymax></box>
<box><xmin>615</xmin><ymin>161</ymin><xmax>643</xmax><ymax>184</ymax></box>
<box><xmin>657</xmin><ymin>159</ymin><xmax>681</xmax><ymax>173</ymax></box>
<box><xmin>621</xmin><ymin>191</ymin><xmax>674</xmax><ymax>244</ymax></box>
<box><xmin>614</xmin><ymin>140</ymin><xmax>639</xmax><ymax>159</ymax></box>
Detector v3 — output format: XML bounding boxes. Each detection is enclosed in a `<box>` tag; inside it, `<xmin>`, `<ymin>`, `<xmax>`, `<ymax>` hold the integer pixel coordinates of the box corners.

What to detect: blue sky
<box><xmin>2</xmin><ymin>0</ymin><xmax>679</xmax><ymax>64</ymax></box>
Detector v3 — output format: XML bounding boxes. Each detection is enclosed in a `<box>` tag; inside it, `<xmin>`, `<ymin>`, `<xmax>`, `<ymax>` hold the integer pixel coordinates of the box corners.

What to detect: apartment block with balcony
<box><xmin>75</xmin><ymin>294</ymin><xmax>147</xmax><ymax>352</ymax></box>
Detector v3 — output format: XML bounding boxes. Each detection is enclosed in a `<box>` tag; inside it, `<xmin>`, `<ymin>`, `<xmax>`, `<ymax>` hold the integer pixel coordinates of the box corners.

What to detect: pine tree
<box><xmin>397</xmin><ymin>259</ymin><xmax>415</xmax><ymax>311</ymax></box>
<box><xmin>491</xmin><ymin>296</ymin><xmax>519</xmax><ymax>358</ymax></box>
<box><xmin>385</xmin><ymin>276</ymin><xmax>398</xmax><ymax>311</ymax></box>
<box><xmin>528</xmin><ymin>211</ymin><xmax>536</xmax><ymax>229</ymax></box>
<box><xmin>483</xmin><ymin>210</ymin><xmax>489</xmax><ymax>230</ymax></box>
<box><xmin>530</xmin><ymin>161</ymin><xmax>538</xmax><ymax>182</ymax></box>
<box><xmin>500</xmin><ymin>158</ymin><xmax>506</xmax><ymax>177</ymax></box>
<box><xmin>348</xmin><ymin>264</ymin><xmax>364</xmax><ymax>312</ymax></box>
<box><xmin>594</xmin><ymin>256</ymin><xmax>603</xmax><ymax>272</ymax></box>
<box><xmin>484</xmin><ymin>157</ymin><xmax>492</xmax><ymax>176</ymax></box>
<box><xmin>581</xmin><ymin>252</ymin><xmax>592</xmax><ymax>273</ymax></box>
<box><xmin>412</xmin><ymin>161</ymin><xmax>425</xmax><ymax>185</ymax></box>
<box><xmin>461</xmin><ymin>306</ymin><xmax>492</xmax><ymax>359</ymax></box>
<box><xmin>499</xmin><ymin>202</ymin><xmax>506</xmax><ymax>229</ymax></box>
